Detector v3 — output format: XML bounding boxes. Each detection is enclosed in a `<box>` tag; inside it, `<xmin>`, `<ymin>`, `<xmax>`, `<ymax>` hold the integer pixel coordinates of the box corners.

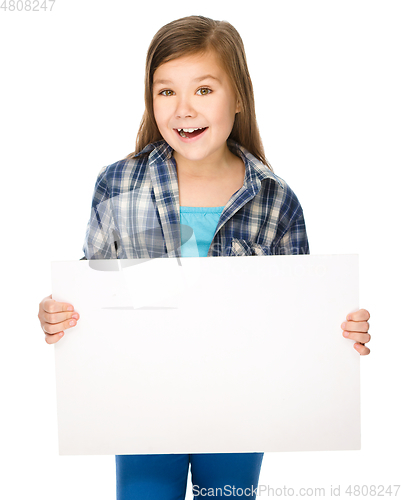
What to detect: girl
<box><xmin>38</xmin><ymin>15</ymin><xmax>371</xmax><ymax>500</ymax></box>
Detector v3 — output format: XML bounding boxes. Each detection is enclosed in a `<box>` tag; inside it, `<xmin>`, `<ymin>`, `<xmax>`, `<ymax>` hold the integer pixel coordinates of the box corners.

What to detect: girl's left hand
<box><xmin>341</xmin><ymin>309</ymin><xmax>371</xmax><ymax>355</ymax></box>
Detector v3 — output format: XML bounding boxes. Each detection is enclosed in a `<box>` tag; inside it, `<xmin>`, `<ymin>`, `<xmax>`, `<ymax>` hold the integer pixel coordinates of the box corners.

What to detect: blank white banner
<box><xmin>52</xmin><ymin>254</ymin><xmax>359</xmax><ymax>455</ymax></box>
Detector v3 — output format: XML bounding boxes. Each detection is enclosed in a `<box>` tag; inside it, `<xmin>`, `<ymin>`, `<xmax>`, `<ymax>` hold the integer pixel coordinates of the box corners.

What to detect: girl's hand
<box><xmin>341</xmin><ymin>309</ymin><xmax>371</xmax><ymax>355</ymax></box>
<box><xmin>38</xmin><ymin>294</ymin><xmax>80</xmax><ymax>344</ymax></box>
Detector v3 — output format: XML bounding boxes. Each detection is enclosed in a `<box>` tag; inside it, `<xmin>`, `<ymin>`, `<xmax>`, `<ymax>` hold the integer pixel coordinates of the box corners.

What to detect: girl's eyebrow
<box><xmin>153</xmin><ymin>74</ymin><xmax>221</xmax><ymax>85</ymax></box>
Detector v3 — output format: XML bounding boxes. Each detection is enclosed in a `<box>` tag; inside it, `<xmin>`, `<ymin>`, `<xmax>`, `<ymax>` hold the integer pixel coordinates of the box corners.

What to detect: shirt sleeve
<box><xmin>82</xmin><ymin>166</ymin><xmax>120</xmax><ymax>260</ymax></box>
<box><xmin>275</xmin><ymin>211</ymin><xmax>310</xmax><ymax>256</ymax></box>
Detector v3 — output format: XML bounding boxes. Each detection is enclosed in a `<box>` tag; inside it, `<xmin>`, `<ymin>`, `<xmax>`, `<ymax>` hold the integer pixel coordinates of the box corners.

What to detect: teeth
<box><xmin>177</xmin><ymin>128</ymin><xmax>203</xmax><ymax>133</ymax></box>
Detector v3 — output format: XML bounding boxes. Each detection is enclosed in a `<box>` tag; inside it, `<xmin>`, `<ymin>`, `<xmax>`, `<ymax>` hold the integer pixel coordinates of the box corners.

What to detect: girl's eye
<box><xmin>196</xmin><ymin>87</ymin><xmax>212</xmax><ymax>96</ymax></box>
<box><xmin>158</xmin><ymin>88</ymin><xmax>211</xmax><ymax>96</ymax></box>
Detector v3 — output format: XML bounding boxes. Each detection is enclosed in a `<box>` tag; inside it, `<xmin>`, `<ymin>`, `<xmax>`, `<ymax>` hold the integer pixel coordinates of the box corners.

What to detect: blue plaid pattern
<box><xmin>82</xmin><ymin>139</ymin><xmax>309</xmax><ymax>259</ymax></box>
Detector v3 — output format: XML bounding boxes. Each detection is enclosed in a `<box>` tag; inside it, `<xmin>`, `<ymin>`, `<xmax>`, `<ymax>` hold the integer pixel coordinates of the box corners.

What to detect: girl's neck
<box><xmin>173</xmin><ymin>144</ymin><xmax>242</xmax><ymax>180</ymax></box>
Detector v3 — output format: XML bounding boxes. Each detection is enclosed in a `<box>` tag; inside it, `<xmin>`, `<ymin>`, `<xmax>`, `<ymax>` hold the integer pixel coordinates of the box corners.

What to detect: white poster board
<box><xmin>52</xmin><ymin>254</ymin><xmax>360</xmax><ymax>455</ymax></box>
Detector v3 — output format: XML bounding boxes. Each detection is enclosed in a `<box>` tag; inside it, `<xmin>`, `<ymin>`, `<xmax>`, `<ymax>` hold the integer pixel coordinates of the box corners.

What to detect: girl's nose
<box><xmin>175</xmin><ymin>96</ymin><xmax>196</xmax><ymax>119</ymax></box>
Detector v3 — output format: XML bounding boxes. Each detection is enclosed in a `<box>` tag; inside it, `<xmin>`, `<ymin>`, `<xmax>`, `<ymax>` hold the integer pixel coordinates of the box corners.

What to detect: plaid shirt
<box><xmin>82</xmin><ymin>139</ymin><xmax>309</xmax><ymax>260</ymax></box>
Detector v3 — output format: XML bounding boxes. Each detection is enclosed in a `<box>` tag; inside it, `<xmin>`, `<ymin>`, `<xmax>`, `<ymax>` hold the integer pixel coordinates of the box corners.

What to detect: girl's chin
<box><xmin>173</xmin><ymin>148</ymin><xmax>210</xmax><ymax>161</ymax></box>
<box><xmin>173</xmin><ymin>147</ymin><xmax>228</xmax><ymax>166</ymax></box>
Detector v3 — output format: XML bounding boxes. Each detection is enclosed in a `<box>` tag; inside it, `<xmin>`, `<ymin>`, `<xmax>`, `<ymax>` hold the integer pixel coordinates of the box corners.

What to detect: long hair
<box><xmin>125</xmin><ymin>15</ymin><xmax>272</xmax><ymax>170</ymax></box>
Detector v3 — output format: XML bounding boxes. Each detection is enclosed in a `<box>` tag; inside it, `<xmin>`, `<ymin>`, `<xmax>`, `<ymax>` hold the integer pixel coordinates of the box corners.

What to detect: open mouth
<box><xmin>175</xmin><ymin>127</ymin><xmax>208</xmax><ymax>139</ymax></box>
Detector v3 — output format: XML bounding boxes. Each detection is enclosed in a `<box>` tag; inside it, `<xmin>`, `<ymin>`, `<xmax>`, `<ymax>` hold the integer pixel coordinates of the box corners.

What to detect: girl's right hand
<box><xmin>38</xmin><ymin>294</ymin><xmax>80</xmax><ymax>344</ymax></box>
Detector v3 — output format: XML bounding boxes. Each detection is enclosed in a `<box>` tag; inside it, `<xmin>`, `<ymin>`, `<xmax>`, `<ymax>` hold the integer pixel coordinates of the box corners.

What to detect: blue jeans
<box><xmin>116</xmin><ymin>453</ymin><xmax>264</xmax><ymax>499</ymax></box>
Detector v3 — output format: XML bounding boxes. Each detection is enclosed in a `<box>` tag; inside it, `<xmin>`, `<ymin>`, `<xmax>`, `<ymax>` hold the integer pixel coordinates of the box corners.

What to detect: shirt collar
<box><xmin>134</xmin><ymin>138</ymin><xmax>284</xmax><ymax>191</ymax></box>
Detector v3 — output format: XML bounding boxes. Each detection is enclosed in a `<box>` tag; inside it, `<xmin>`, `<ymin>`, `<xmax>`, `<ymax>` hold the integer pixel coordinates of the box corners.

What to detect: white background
<box><xmin>0</xmin><ymin>0</ymin><xmax>400</xmax><ymax>498</ymax></box>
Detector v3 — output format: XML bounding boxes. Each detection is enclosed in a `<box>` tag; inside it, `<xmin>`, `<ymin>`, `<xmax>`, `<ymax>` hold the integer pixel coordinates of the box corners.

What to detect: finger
<box><xmin>44</xmin><ymin>332</ymin><xmax>64</xmax><ymax>345</ymax></box>
<box><xmin>346</xmin><ymin>309</ymin><xmax>370</xmax><ymax>322</ymax></box>
<box><xmin>42</xmin><ymin>310</ymin><xmax>80</xmax><ymax>325</ymax></box>
<box><xmin>341</xmin><ymin>320</ymin><xmax>369</xmax><ymax>333</ymax></box>
<box><xmin>353</xmin><ymin>342</ymin><xmax>371</xmax><ymax>356</ymax></box>
<box><xmin>43</xmin><ymin>298</ymin><xmax>75</xmax><ymax>315</ymax></box>
<box><xmin>42</xmin><ymin>317</ymin><xmax>78</xmax><ymax>335</ymax></box>
<box><xmin>343</xmin><ymin>331</ymin><xmax>371</xmax><ymax>344</ymax></box>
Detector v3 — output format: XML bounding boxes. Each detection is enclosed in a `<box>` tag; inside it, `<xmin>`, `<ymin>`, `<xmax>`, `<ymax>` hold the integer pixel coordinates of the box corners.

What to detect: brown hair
<box><xmin>125</xmin><ymin>15</ymin><xmax>272</xmax><ymax>170</ymax></box>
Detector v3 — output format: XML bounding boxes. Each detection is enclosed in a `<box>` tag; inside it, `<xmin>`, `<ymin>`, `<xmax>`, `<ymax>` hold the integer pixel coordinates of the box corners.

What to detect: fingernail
<box><xmin>59</xmin><ymin>332</ymin><xmax>64</xmax><ymax>337</ymax></box>
<box><xmin>69</xmin><ymin>320</ymin><xmax>76</xmax><ymax>326</ymax></box>
<box><xmin>67</xmin><ymin>306</ymin><xmax>73</xmax><ymax>311</ymax></box>
<box><xmin>341</xmin><ymin>322</ymin><xmax>346</xmax><ymax>329</ymax></box>
<box><xmin>343</xmin><ymin>331</ymin><xmax>349</xmax><ymax>337</ymax></box>
<box><xmin>72</xmin><ymin>314</ymin><xmax>79</xmax><ymax>319</ymax></box>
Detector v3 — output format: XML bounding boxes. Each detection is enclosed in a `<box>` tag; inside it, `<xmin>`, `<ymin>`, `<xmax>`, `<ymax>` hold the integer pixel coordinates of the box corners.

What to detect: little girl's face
<box><xmin>152</xmin><ymin>50</ymin><xmax>240</xmax><ymax>164</ymax></box>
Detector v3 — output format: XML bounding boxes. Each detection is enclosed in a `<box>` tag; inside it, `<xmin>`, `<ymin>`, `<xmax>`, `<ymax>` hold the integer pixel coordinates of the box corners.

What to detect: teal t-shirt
<box><xmin>180</xmin><ymin>206</ymin><xmax>225</xmax><ymax>257</ymax></box>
